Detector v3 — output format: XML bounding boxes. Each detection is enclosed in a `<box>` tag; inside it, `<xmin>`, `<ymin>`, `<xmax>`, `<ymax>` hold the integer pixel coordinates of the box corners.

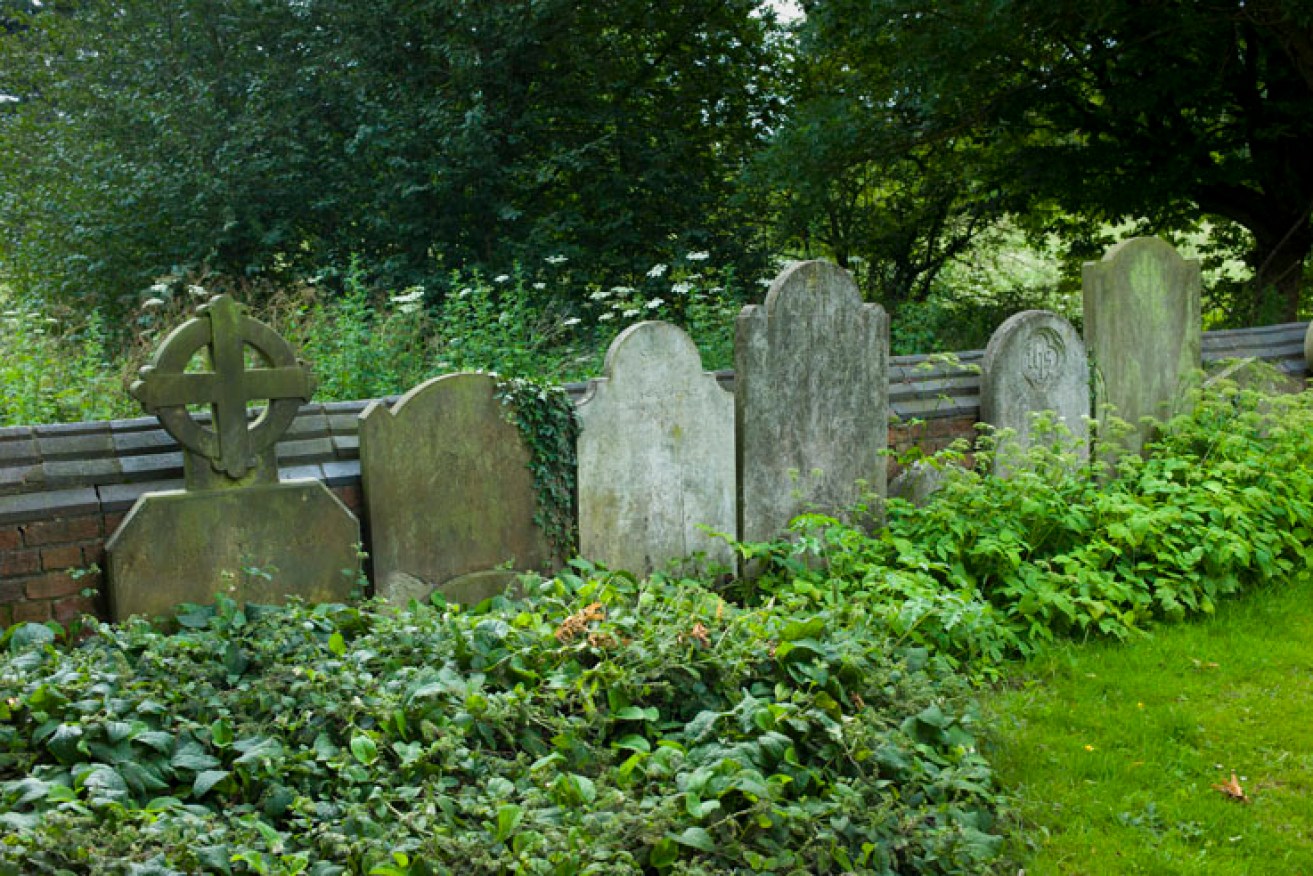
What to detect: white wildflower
<box><xmin>562</xmin><ymin>317</ymin><xmax>581</xmax><ymax>327</ymax></box>
<box><xmin>598</xmin><ymin>312</ymin><xmax>615</xmax><ymax>322</ymax></box>
<box><xmin>622</xmin><ymin>308</ymin><xmax>640</xmax><ymax>318</ymax></box>
<box><xmin>686</xmin><ymin>251</ymin><xmax>710</xmax><ymax>262</ymax></box>
<box><xmin>671</xmin><ymin>282</ymin><xmax>693</xmax><ymax>296</ymax></box>
<box><xmin>389</xmin><ymin>287</ymin><xmax>424</xmax><ymax>305</ymax></box>
<box><xmin>494</xmin><ymin>274</ymin><xmax>511</xmax><ymax>284</ymax></box>
<box><xmin>141</xmin><ymin>297</ymin><xmax>166</xmax><ymax>310</ymax></box>
<box><xmin>545</xmin><ymin>254</ymin><xmax>568</xmax><ymax>265</ymax></box>
<box><xmin>645</xmin><ymin>298</ymin><xmax>663</xmax><ymax>310</ymax></box>
<box><xmin>646</xmin><ymin>263</ymin><xmax>668</xmax><ymax>279</ymax></box>
<box><xmin>149</xmin><ymin>282</ymin><xmax>169</xmax><ymax>295</ymax></box>
<box><xmin>187</xmin><ymin>285</ymin><xmax>208</xmax><ymax>298</ymax></box>
<box><xmin>533</xmin><ymin>282</ymin><xmax>546</xmax><ymax>290</ymax></box>
<box><xmin>589</xmin><ymin>288</ymin><xmax>612</xmax><ymax>301</ymax></box>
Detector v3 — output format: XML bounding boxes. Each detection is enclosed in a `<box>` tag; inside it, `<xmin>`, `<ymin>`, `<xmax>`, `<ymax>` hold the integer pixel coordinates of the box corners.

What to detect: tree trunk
<box><xmin>1252</xmin><ymin>218</ymin><xmax>1312</xmax><ymax>323</ymax></box>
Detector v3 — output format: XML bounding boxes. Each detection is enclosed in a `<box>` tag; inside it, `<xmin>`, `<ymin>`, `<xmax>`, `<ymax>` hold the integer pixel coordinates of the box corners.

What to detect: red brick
<box><xmin>0</xmin><ymin>527</ymin><xmax>21</xmax><ymax>550</ymax></box>
<box><xmin>41</xmin><ymin>545</ymin><xmax>83</xmax><ymax>571</ymax></box>
<box><xmin>25</xmin><ymin>572</ymin><xmax>85</xmax><ymax>601</ymax></box>
<box><xmin>0</xmin><ymin>579</ymin><xmax>24</xmax><ymax>604</ymax></box>
<box><xmin>102</xmin><ymin>513</ymin><xmax>125</xmax><ymax>534</ymax></box>
<box><xmin>10</xmin><ymin>600</ymin><xmax>51</xmax><ymax>623</ymax></box>
<box><xmin>0</xmin><ymin>550</ymin><xmax>40</xmax><ymax>577</ymax></box>
<box><xmin>23</xmin><ymin>517</ymin><xmax>102</xmax><ymax>547</ymax></box>
<box><xmin>334</xmin><ymin>485</ymin><xmax>362</xmax><ymax>512</ymax></box>
<box><xmin>54</xmin><ymin>596</ymin><xmax>98</xmax><ymax>623</ymax></box>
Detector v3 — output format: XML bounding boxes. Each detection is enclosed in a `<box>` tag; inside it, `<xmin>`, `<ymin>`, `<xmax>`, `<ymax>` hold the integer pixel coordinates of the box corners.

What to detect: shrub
<box><xmin>0</xmin><ymin>570</ymin><xmax>1003</xmax><ymax>875</ymax></box>
<box><xmin>727</xmin><ymin>381</ymin><xmax>1313</xmax><ymax>674</ymax></box>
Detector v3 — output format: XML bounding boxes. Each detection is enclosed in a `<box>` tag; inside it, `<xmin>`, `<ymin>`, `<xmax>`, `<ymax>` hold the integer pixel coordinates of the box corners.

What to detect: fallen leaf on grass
<box><xmin>1191</xmin><ymin>658</ymin><xmax>1220</xmax><ymax>670</ymax></box>
<box><xmin>1212</xmin><ymin>771</ymin><xmax>1250</xmax><ymax>803</ymax></box>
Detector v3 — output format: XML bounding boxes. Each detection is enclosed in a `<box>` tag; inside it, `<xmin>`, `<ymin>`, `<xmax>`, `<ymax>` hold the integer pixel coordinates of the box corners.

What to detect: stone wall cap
<box><xmin>0</xmin><ymin>487</ymin><xmax>99</xmax><ymax>524</ymax></box>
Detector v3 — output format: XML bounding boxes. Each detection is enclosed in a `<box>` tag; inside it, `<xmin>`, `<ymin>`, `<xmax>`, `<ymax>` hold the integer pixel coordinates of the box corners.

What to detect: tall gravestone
<box><xmin>981</xmin><ymin>310</ymin><xmax>1089</xmax><ymax>474</ymax></box>
<box><xmin>736</xmin><ymin>260</ymin><xmax>889</xmax><ymax>543</ymax></box>
<box><xmin>576</xmin><ymin>321</ymin><xmax>734</xmax><ymax>574</ymax></box>
<box><xmin>106</xmin><ymin>295</ymin><xmax>359</xmax><ymax>620</ymax></box>
<box><xmin>359</xmin><ymin>372</ymin><xmax>556</xmax><ymax>606</ymax></box>
<box><xmin>1083</xmin><ymin>237</ymin><xmax>1201</xmax><ymax>455</ymax></box>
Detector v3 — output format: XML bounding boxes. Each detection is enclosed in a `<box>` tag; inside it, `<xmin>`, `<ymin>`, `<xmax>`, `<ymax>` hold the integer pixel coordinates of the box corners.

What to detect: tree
<box><xmin>824</xmin><ymin>0</ymin><xmax>1313</xmax><ymax>321</ymax></box>
<box><xmin>0</xmin><ymin>0</ymin><xmax>781</xmax><ymax>321</ymax></box>
<box><xmin>750</xmin><ymin>11</ymin><xmax>1013</xmax><ymax>309</ymax></box>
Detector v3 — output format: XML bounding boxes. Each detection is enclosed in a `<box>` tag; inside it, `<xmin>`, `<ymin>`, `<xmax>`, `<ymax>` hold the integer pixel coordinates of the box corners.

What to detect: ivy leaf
<box><xmin>328</xmin><ymin>632</ymin><xmax>347</xmax><ymax>656</ymax></box>
<box><xmin>350</xmin><ymin>735</ymin><xmax>379</xmax><ymax>765</ymax></box>
<box><xmin>671</xmin><ymin>827</ymin><xmax>716</xmax><ymax>852</ymax></box>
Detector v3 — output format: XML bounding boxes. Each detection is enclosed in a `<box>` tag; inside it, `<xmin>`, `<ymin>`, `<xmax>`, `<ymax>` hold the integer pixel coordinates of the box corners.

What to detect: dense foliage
<box><xmin>0</xmin><ymin>0</ymin><xmax>779</xmax><ymax>321</ymax></box>
<box><xmin>733</xmin><ymin>378</ymin><xmax>1313</xmax><ymax>670</ymax></box>
<box><xmin>805</xmin><ymin>0</ymin><xmax>1313</xmax><ymax>322</ymax></box>
<box><xmin>0</xmin><ymin>572</ymin><xmax>1001</xmax><ymax>875</ymax></box>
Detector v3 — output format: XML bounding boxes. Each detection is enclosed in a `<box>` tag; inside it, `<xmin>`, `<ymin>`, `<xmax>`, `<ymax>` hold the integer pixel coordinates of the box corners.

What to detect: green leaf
<box><xmin>350</xmin><ymin>734</ymin><xmax>379</xmax><ymax>765</ymax></box>
<box><xmin>494</xmin><ymin>804</ymin><xmax>523</xmax><ymax>843</ymax></box>
<box><xmin>193</xmin><ymin>770</ymin><xmax>230</xmax><ymax>798</ymax></box>
<box><xmin>672</xmin><ymin>827</ymin><xmax>716</xmax><ymax>852</ymax></box>
<box><xmin>328</xmin><ymin>632</ymin><xmax>346</xmax><ymax>656</ymax></box>
<box><xmin>612</xmin><ymin>734</ymin><xmax>651</xmax><ymax>753</ymax></box>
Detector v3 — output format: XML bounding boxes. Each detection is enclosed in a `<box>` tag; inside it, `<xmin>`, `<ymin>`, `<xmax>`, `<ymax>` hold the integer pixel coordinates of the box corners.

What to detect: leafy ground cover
<box><xmin>0</xmin><ymin>571</ymin><xmax>1001</xmax><ymax>875</ymax></box>
<box><xmin>982</xmin><ymin>573</ymin><xmax>1313</xmax><ymax>874</ymax></box>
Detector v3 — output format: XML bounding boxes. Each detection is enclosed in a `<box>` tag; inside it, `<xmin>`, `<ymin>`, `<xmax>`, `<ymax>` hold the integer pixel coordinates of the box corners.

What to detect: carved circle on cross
<box><xmin>130</xmin><ymin>295</ymin><xmax>316</xmax><ymax>479</ymax></box>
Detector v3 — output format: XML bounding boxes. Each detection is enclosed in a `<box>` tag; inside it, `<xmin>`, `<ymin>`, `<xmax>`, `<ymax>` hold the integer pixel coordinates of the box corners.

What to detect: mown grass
<box><xmin>983</xmin><ymin>574</ymin><xmax>1313</xmax><ymax>874</ymax></box>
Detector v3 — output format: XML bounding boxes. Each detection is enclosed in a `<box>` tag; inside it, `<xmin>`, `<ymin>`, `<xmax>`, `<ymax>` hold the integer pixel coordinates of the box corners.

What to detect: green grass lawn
<box><xmin>982</xmin><ymin>575</ymin><xmax>1313</xmax><ymax>874</ymax></box>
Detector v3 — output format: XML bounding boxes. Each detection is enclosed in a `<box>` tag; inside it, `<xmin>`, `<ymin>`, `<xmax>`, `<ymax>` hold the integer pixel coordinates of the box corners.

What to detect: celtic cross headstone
<box><xmin>106</xmin><ymin>295</ymin><xmax>359</xmax><ymax>620</ymax></box>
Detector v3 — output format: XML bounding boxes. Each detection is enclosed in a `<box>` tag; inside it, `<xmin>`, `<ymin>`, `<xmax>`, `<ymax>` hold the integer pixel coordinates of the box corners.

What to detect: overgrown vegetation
<box><xmin>0</xmin><ymin>257</ymin><xmax>746</xmax><ymax>428</ymax></box>
<box><xmin>0</xmin><ymin>572</ymin><xmax>1001</xmax><ymax>875</ymax></box>
<box><xmin>727</xmin><ymin>378</ymin><xmax>1313</xmax><ymax>675</ymax></box>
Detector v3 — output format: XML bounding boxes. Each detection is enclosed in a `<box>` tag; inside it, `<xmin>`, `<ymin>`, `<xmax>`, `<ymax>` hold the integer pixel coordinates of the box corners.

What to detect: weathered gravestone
<box><xmin>1083</xmin><ymin>237</ymin><xmax>1201</xmax><ymax>455</ymax></box>
<box><xmin>576</xmin><ymin>321</ymin><xmax>734</xmax><ymax>574</ymax></box>
<box><xmin>106</xmin><ymin>295</ymin><xmax>359</xmax><ymax>621</ymax></box>
<box><xmin>981</xmin><ymin>310</ymin><xmax>1089</xmax><ymax>474</ymax></box>
<box><xmin>359</xmin><ymin>372</ymin><xmax>556</xmax><ymax>606</ymax></box>
<box><xmin>736</xmin><ymin>260</ymin><xmax>889</xmax><ymax>544</ymax></box>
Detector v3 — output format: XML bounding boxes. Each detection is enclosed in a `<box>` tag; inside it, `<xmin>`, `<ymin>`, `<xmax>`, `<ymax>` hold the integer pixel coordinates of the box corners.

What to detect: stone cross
<box><xmin>131</xmin><ymin>294</ymin><xmax>315</xmax><ymax>489</ymax></box>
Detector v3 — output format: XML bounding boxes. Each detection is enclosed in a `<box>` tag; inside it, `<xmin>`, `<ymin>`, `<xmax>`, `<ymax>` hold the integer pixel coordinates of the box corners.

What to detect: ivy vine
<box><xmin>494</xmin><ymin>374</ymin><xmax>580</xmax><ymax>559</ymax></box>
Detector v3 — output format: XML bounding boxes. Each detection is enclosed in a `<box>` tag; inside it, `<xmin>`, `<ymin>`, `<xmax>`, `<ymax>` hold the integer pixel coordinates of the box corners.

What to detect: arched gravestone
<box><xmin>1083</xmin><ymin>237</ymin><xmax>1201</xmax><ymax>455</ymax></box>
<box><xmin>736</xmin><ymin>260</ymin><xmax>889</xmax><ymax>544</ymax></box>
<box><xmin>981</xmin><ymin>310</ymin><xmax>1089</xmax><ymax>474</ymax></box>
<box><xmin>106</xmin><ymin>295</ymin><xmax>359</xmax><ymax>621</ymax></box>
<box><xmin>359</xmin><ymin>372</ymin><xmax>556</xmax><ymax>606</ymax></box>
<box><xmin>576</xmin><ymin>321</ymin><xmax>734</xmax><ymax>575</ymax></box>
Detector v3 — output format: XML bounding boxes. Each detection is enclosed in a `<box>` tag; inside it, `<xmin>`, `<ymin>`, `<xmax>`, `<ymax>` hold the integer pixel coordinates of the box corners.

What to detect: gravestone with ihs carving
<box><xmin>106</xmin><ymin>295</ymin><xmax>359</xmax><ymax>621</ymax></box>
<box><xmin>981</xmin><ymin>310</ymin><xmax>1089</xmax><ymax>475</ymax></box>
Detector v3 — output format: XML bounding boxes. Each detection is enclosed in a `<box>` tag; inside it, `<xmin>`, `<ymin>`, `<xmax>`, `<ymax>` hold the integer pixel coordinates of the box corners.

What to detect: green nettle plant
<box><xmin>0</xmin><ymin>298</ymin><xmax>132</xmax><ymax>427</ymax></box>
<box><xmin>727</xmin><ymin>378</ymin><xmax>1313</xmax><ymax>676</ymax></box>
<box><xmin>0</xmin><ymin>571</ymin><xmax>1003</xmax><ymax>875</ymax></box>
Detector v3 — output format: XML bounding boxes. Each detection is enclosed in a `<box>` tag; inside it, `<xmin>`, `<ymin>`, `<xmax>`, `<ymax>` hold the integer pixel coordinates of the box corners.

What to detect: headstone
<box><xmin>981</xmin><ymin>310</ymin><xmax>1089</xmax><ymax>474</ymax></box>
<box><xmin>1083</xmin><ymin>237</ymin><xmax>1201</xmax><ymax>455</ymax></box>
<box><xmin>576</xmin><ymin>321</ymin><xmax>734</xmax><ymax>574</ymax></box>
<box><xmin>359</xmin><ymin>372</ymin><xmax>556</xmax><ymax>606</ymax></box>
<box><xmin>736</xmin><ymin>260</ymin><xmax>889</xmax><ymax>543</ymax></box>
<box><xmin>106</xmin><ymin>295</ymin><xmax>359</xmax><ymax>620</ymax></box>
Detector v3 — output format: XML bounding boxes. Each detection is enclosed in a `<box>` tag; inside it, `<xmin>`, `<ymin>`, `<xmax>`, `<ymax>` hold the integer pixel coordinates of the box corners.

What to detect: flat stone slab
<box><xmin>359</xmin><ymin>372</ymin><xmax>555</xmax><ymax>606</ymax></box>
<box><xmin>736</xmin><ymin>260</ymin><xmax>889</xmax><ymax>543</ymax></box>
<box><xmin>981</xmin><ymin>310</ymin><xmax>1089</xmax><ymax>473</ymax></box>
<box><xmin>576</xmin><ymin>321</ymin><xmax>735</xmax><ymax>574</ymax></box>
<box><xmin>105</xmin><ymin>480</ymin><xmax>359</xmax><ymax>620</ymax></box>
